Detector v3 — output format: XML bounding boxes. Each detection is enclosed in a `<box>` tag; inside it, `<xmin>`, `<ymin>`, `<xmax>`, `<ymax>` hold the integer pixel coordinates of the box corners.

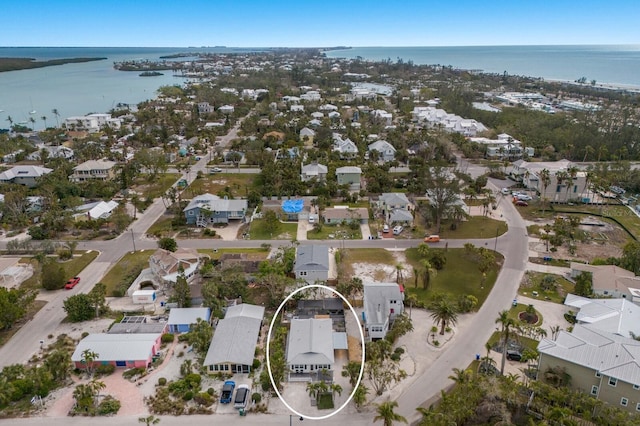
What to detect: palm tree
<box><xmin>29</xmin><ymin>117</ymin><xmax>36</xmax><ymax>131</ymax></box>
<box><xmin>582</xmin><ymin>145</ymin><xmax>594</xmax><ymax>162</ymax></box>
<box><xmin>430</xmin><ymin>297</ymin><xmax>458</xmax><ymax>335</ymax></box>
<box><xmin>139</xmin><ymin>415</ymin><xmax>160</xmax><ymax>425</ymax></box>
<box><xmin>52</xmin><ymin>108</ymin><xmax>60</xmax><ymax>127</ymax></box>
<box><xmin>539</xmin><ymin>168</ymin><xmax>551</xmax><ymax>212</ymax></box>
<box><xmin>405</xmin><ymin>293</ymin><xmax>418</xmax><ymax>319</ymax></box>
<box><xmin>374</xmin><ymin>400</ymin><xmax>407</xmax><ymax>426</ymax></box>
<box><xmin>5</xmin><ymin>115</ymin><xmax>13</xmax><ymax>129</ymax></box>
<box><xmin>394</xmin><ymin>263</ymin><xmax>404</xmax><ymax>284</ymax></box>
<box><xmin>495</xmin><ymin>310</ymin><xmax>520</xmax><ymax>375</ymax></box>
<box><xmin>41</xmin><ymin>116</ymin><xmax>47</xmax><ymax>129</ymax></box>
<box><xmin>448</xmin><ymin>367</ymin><xmax>472</xmax><ymax>384</ymax></box>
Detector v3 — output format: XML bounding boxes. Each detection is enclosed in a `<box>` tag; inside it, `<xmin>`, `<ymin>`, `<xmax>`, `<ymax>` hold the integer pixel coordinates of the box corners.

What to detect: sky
<box><xmin>2</xmin><ymin>0</ymin><xmax>640</xmax><ymax>47</ymax></box>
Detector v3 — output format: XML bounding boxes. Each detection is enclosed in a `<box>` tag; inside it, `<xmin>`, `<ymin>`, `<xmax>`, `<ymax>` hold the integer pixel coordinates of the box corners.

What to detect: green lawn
<box><xmin>249</xmin><ymin>219</ymin><xmax>298</xmax><ymax>240</ymax></box>
<box><xmin>518</xmin><ymin>271</ymin><xmax>574</xmax><ymax>304</ymax></box>
<box><xmin>131</xmin><ymin>173</ymin><xmax>181</xmax><ymax>199</ymax></box>
<box><xmin>316</xmin><ymin>393</ymin><xmax>335</xmax><ymax>410</ymax></box>
<box><xmin>487</xmin><ymin>331</ymin><xmax>539</xmax><ymax>352</ymax></box>
<box><xmin>438</xmin><ymin>216</ymin><xmax>508</xmax><ymax>239</ymax></box>
<box><xmin>307</xmin><ymin>224</ymin><xmax>362</xmax><ymax>240</ymax></box>
<box><xmin>188</xmin><ymin>173</ymin><xmax>255</xmax><ymax>198</ymax></box>
<box><xmin>19</xmin><ymin>251</ymin><xmax>99</xmax><ymax>292</ymax></box>
<box><xmin>146</xmin><ymin>216</ymin><xmax>177</xmax><ymax>237</ymax></box>
<box><xmin>101</xmin><ymin>251</ymin><xmax>153</xmax><ymax>296</ymax></box>
<box><xmin>404</xmin><ymin>248</ymin><xmax>503</xmax><ymax>308</ymax></box>
<box><xmin>508</xmin><ymin>303</ymin><xmax>544</xmax><ymax>326</ymax></box>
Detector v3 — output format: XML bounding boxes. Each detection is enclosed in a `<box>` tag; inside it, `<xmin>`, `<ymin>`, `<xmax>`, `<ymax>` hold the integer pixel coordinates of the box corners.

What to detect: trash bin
<box><xmin>239</xmin><ymin>408</ymin><xmax>246</xmax><ymax>416</ymax></box>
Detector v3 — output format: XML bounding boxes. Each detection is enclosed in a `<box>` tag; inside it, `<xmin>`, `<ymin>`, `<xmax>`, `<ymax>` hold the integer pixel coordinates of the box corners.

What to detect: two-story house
<box><xmin>0</xmin><ymin>165</ymin><xmax>53</xmax><ymax>188</ymax></box>
<box><xmin>148</xmin><ymin>247</ymin><xmax>200</xmax><ymax>287</ymax></box>
<box><xmin>363</xmin><ymin>282</ymin><xmax>404</xmax><ymax>340</ymax></box>
<box><xmin>287</xmin><ymin>318</ymin><xmax>334</xmax><ymax>379</ymax></box>
<box><xmin>336</xmin><ymin>166</ymin><xmax>362</xmax><ymax>191</ymax></box>
<box><xmin>375</xmin><ymin>193</ymin><xmax>414</xmax><ymax>225</ymax></box>
<box><xmin>69</xmin><ymin>159</ymin><xmax>117</xmax><ymax>183</ymax></box>
<box><xmin>183</xmin><ymin>193</ymin><xmax>248</xmax><ymax>226</ymax></box>
<box><xmin>368</xmin><ymin>140</ymin><xmax>397</xmax><ymax>163</ymax></box>
<box><xmin>293</xmin><ymin>245</ymin><xmax>329</xmax><ymax>284</ymax></box>
<box><xmin>300</xmin><ymin>162</ymin><xmax>328</xmax><ymax>182</ymax></box>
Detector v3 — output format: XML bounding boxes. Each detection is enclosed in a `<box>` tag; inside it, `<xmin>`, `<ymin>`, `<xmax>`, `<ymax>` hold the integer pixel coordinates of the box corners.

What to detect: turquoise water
<box><xmin>2</xmin><ymin>45</ymin><xmax>640</xmax><ymax>130</ymax></box>
<box><xmin>324</xmin><ymin>45</ymin><xmax>640</xmax><ymax>87</ymax></box>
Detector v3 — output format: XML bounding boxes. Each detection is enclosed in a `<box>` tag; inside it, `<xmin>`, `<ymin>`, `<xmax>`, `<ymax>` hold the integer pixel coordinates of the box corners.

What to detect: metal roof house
<box><xmin>203</xmin><ymin>303</ymin><xmax>265</xmax><ymax>374</ymax></box>
<box><xmin>287</xmin><ymin>318</ymin><xmax>334</xmax><ymax>380</ymax></box>
<box><xmin>538</xmin><ymin>324</ymin><xmax>640</xmax><ymax>414</ymax></box>
<box><xmin>363</xmin><ymin>282</ymin><xmax>404</xmax><ymax>341</ymax></box>
<box><xmin>336</xmin><ymin>166</ymin><xmax>362</xmax><ymax>191</ymax></box>
<box><xmin>293</xmin><ymin>245</ymin><xmax>330</xmax><ymax>284</ymax></box>
<box><xmin>0</xmin><ymin>165</ymin><xmax>53</xmax><ymax>188</ymax></box>
<box><xmin>167</xmin><ymin>307</ymin><xmax>211</xmax><ymax>333</ymax></box>
<box><xmin>183</xmin><ymin>193</ymin><xmax>248</xmax><ymax>226</ymax></box>
<box><xmin>71</xmin><ymin>333</ymin><xmax>162</xmax><ymax>369</ymax></box>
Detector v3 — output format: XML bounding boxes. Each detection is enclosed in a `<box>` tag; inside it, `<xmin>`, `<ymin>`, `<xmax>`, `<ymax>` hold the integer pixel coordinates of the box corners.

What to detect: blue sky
<box><xmin>2</xmin><ymin>0</ymin><xmax>639</xmax><ymax>47</ymax></box>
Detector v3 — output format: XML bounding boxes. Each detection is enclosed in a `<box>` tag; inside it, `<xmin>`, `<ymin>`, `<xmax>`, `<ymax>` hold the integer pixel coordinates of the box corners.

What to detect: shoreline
<box><xmin>543</xmin><ymin>78</ymin><xmax>640</xmax><ymax>93</ymax></box>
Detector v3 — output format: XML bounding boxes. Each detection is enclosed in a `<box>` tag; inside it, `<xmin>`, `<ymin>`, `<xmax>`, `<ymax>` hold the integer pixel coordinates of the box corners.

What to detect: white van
<box><xmin>392</xmin><ymin>225</ymin><xmax>404</xmax><ymax>235</ymax></box>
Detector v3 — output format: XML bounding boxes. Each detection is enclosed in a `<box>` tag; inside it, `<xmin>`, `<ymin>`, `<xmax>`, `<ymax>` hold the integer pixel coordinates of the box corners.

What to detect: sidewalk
<box><xmin>526</xmin><ymin>261</ymin><xmax>571</xmax><ymax>276</ymax></box>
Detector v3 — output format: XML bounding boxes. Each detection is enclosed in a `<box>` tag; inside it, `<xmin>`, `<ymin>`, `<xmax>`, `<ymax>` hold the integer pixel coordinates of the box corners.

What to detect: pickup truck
<box><xmin>234</xmin><ymin>384</ymin><xmax>250</xmax><ymax>409</ymax></box>
<box><xmin>220</xmin><ymin>381</ymin><xmax>235</xmax><ymax>404</ymax></box>
<box><xmin>64</xmin><ymin>276</ymin><xmax>81</xmax><ymax>289</ymax></box>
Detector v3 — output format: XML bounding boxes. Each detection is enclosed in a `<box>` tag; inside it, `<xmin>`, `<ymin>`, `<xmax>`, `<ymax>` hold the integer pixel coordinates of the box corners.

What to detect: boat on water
<box><xmin>29</xmin><ymin>110</ymin><xmax>36</xmax><ymax>115</ymax></box>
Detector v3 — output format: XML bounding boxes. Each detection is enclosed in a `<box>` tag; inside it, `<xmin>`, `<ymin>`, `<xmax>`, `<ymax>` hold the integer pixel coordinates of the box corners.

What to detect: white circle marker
<box><xmin>266</xmin><ymin>284</ymin><xmax>366</xmax><ymax>420</ymax></box>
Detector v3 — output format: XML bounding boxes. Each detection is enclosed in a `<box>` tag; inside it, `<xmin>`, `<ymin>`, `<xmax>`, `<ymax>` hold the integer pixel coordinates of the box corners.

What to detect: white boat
<box><xmin>29</xmin><ymin>110</ymin><xmax>36</xmax><ymax>115</ymax></box>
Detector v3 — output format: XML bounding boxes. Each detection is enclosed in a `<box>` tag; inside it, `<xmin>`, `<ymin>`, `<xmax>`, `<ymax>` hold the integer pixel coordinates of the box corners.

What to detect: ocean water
<box><xmin>2</xmin><ymin>45</ymin><xmax>640</xmax><ymax>131</ymax></box>
<box><xmin>0</xmin><ymin>47</ymin><xmax>254</xmax><ymax>130</ymax></box>
<box><xmin>324</xmin><ymin>45</ymin><xmax>640</xmax><ymax>88</ymax></box>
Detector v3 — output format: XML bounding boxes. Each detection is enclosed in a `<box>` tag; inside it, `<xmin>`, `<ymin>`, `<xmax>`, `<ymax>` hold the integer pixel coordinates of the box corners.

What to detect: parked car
<box><xmin>501</xmin><ymin>187</ymin><xmax>511</xmax><ymax>195</ymax></box>
<box><xmin>234</xmin><ymin>384</ymin><xmax>250</xmax><ymax>409</ymax></box>
<box><xmin>64</xmin><ymin>276</ymin><xmax>81</xmax><ymax>289</ymax></box>
<box><xmin>424</xmin><ymin>235</ymin><xmax>441</xmax><ymax>242</ymax></box>
<box><xmin>382</xmin><ymin>224</ymin><xmax>390</xmax><ymax>233</ymax></box>
<box><xmin>220</xmin><ymin>381</ymin><xmax>235</xmax><ymax>404</ymax></box>
<box><xmin>514</xmin><ymin>200</ymin><xmax>529</xmax><ymax>207</ymax></box>
<box><xmin>392</xmin><ymin>225</ymin><xmax>404</xmax><ymax>235</ymax></box>
<box><xmin>507</xmin><ymin>350</ymin><xmax>522</xmax><ymax>361</ymax></box>
<box><xmin>210</xmin><ymin>167</ymin><xmax>223</xmax><ymax>173</ymax></box>
<box><xmin>516</xmin><ymin>194</ymin><xmax>532</xmax><ymax>201</ymax></box>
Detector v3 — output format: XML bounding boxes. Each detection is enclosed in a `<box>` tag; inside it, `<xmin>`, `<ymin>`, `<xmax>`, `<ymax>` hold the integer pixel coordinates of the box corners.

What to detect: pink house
<box><xmin>71</xmin><ymin>333</ymin><xmax>162</xmax><ymax>369</ymax></box>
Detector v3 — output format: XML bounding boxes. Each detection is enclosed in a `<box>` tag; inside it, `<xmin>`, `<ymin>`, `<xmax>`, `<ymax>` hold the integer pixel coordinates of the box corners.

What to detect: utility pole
<box><xmin>130</xmin><ymin>228</ymin><xmax>136</xmax><ymax>253</ymax></box>
<box><xmin>494</xmin><ymin>226</ymin><xmax>499</xmax><ymax>251</ymax></box>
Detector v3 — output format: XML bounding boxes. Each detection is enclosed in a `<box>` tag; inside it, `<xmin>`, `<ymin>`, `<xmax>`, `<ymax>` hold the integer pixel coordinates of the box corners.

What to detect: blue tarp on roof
<box><xmin>282</xmin><ymin>199</ymin><xmax>303</xmax><ymax>213</ymax></box>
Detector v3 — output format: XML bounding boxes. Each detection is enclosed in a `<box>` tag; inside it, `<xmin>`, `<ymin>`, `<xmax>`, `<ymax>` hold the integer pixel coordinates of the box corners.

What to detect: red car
<box><xmin>64</xmin><ymin>276</ymin><xmax>81</xmax><ymax>289</ymax></box>
<box><xmin>514</xmin><ymin>200</ymin><xmax>529</xmax><ymax>207</ymax></box>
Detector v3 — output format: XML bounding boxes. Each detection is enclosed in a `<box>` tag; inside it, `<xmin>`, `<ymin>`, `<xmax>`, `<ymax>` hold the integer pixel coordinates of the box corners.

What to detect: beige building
<box><xmin>538</xmin><ymin>324</ymin><xmax>640</xmax><ymax>414</ymax></box>
<box><xmin>511</xmin><ymin>159</ymin><xmax>589</xmax><ymax>203</ymax></box>
<box><xmin>570</xmin><ymin>262</ymin><xmax>640</xmax><ymax>303</ymax></box>
<box><xmin>69</xmin><ymin>159</ymin><xmax>118</xmax><ymax>182</ymax></box>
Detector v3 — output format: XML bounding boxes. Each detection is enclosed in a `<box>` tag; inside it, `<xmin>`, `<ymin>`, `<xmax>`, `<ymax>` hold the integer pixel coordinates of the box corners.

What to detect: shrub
<box><xmin>394</xmin><ymin>347</ymin><xmax>405</xmax><ymax>355</ymax></box>
<box><xmin>81</xmin><ymin>331</ymin><xmax>89</xmax><ymax>338</ymax></box>
<box><xmin>207</xmin><ymin>387</ymin><xmax>215</xmax><ymax>396</ymax></box>
<box><xmin>183</xmin><ymin>390</ymin><xmax>194</xmax><ymax>401</ymax></box>
<box><xmin>97</xmin><ymin>396</ymin><xmax>121</xmax><ymax>415</ymax></box>
<box><xmin>177</xmin><ymin>351</ymin><xmax>184</xmax><ymax>357</ymax></box>
<box><xmin>161</xmin><ymin>333</ymin><xmax>175</xmax><ymax>344</ymax></box>
<box><xmin>434</xmin><ymin>340</ymin><xmax>440</xmax><ymax>346</ymax></box>
<box><xmin>96</xmin><ymin>364</ymin><xmax>115</xmax><ymax>376</ymax></box>
<box><xmin>158</xmin><ymin>377</ymin><xmax>167</xmax><ymax>386</ymax></box>
<box><xmin>123</xmin><ymin>367</ymin><xmax>145</xmax><ymax>379</ymax></box>
<box><xmin>252</xmin><ymin>358</ymin><xmax>261</xmax><ymax>370</ymax></box>
<box><xmin>390</xmin><ymin>353</ymin><xmax>401</xmax><ymax>361</ymax></box>
<box><xmin>252</xmin><ymin>392</ymin><xmax>262</xmax><ymax>403</ymax></box>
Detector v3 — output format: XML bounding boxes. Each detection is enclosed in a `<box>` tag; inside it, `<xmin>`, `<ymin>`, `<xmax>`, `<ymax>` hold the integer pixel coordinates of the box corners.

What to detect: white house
<box><xmin>363</xmin><ymin>282</ymin><xmax>404</xmax><ymax>340</ymax></box>
<box><xmin>218</xmin><ymin>105</ymin><xmax>235</xmax><ymax>115</ymax></box>
<box><xmin>287</xmin><ymin>318</ymin><xmax>334</xmax><ymax>377</ymax></box>
<box><xmin>511</xmin><ymin>159</ymin><xmax>588</xmax><ymax>203</ymax></box>
<box><xmin>469</xmin><ymin>133</ymin><xmax>534</xmax><ymax>159</ymax></box>
<box><xmin>333</xmin><ymin>137</ymin><xmax>358</xmax><ymax>159</ymax></box>
<box><xmin>368</xmin><ymin>140</ymin><xmax>396</xmax><ymax>162</ymax></box>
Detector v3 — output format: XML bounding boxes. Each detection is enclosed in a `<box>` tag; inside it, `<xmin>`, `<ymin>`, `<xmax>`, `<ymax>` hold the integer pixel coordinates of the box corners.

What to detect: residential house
<box><xmin>218</xmin><ymin>105</ymin><xmax>235</xmax><ymax>115</ymax></box>
<box><xmin>375</xmin><ymin>193</ymin><xmax>414</xmax><ymax>226</ymax></box>
<box><xmin>511</xmin><ymin>159</ymin><xmax>589</xmax><ymax>203</ymax></box>
<box><xmin>27</xmin><ymin>144</ymin><xmax>74</xmax><ymax>161</ymax></box>
<box><xmin>333</xmin><ymin>137</ymin><xmax>359</xmax><ymax>159</ymax></box>
<box><xmin>300</xmin><ymin>91</ymin><xmax>321</xmax><ymax>102</ymax></box>
<box><xmin>0</xmin><ymin>165</ymin><xmax>53</xmax><ymax>187</ymax></box>
<box><xmin>299</xmin><ymin>127</ymin><xmax>315</xmax><ymax>146</ymax></box>
<box><xmin>64</xmin><ymin>113</ymin><xmax>121</xmax><ymax>133</ymax></box>
<box><xmin>538</xmin><ymin>324</ymin><xmax>640</xmax><ymax>414</ymax></box>
<box><xmin>167</xmin><ymin>307</ymin><xmax>211</xmax><ymax>333</ymax></box>
<box><xmin>412</xmin><ymin>106</ymin><xmax>487</xmax><ymax>137</ymax></box>
<box><xmin>108</xmin><ymin>316</ymin><xmax>168</xmax><ymax>335</ymax></box>
<box><xmin>322</xmin><ymin>207</ymin><xmax>368</xmax><ymax>225</ymax></box>
<box><xmin>71</xmin><ymin>333</ymin><xmax>162</xmax><ymax>369</ymax></box>
<box><xmin>290</xmin><ymin>104</ymin><xmax>304</xmax><ymax>112</ymax></box>
<box><xmin>183</xmin><ymin>193</ymin><xmax>248</xmax><ymax>226</ymax></box>
<box><xmin>204</xmin><ymin>303</ymin><xmax>265</xmax><ymax>374</ymax></box>
<box><xmin>570</xmin><ymin>263</ymin><xmax>640</xmax><ymax>303</ymax></box>
<box><xmin>371</xmin><ymin>109</ymin><xmax>393</xmax><ymax>126</ymax></box>
<box><xmin>69</xmin><ymin>159</ymin><xmax>117</xmax><ymax>183</ymax></box>
<box><xmin>300</xmin><ymin>162</ymin><xmax>328</xmax><ymax>182</ymax></box>
<box><xmin>198</xmin><ymin>102</ymin><xmax>214</xmax><ymax>114</ymax></box>
<box><xmin>363</xmin><ymin>282</ymin><xmax>404</xmax><ymax>340</ymax></box>
<box><xmin>73</xmin><ymin>200</ymin><xmax>120</xmax><ymax>221</ymax></box>
<box><xmin>564</xmin><ymin>294</ymin><xmax>640</xmax><ymax>337</ymax></box>
<box><xmin>469</xmin><ymin>133</ymin><xmax>534</xmax><ymax>159</ymax></box>
<box><xmin>293</xmin><ymin>245</ymin><xmax>330</xmax><ymax>284</ymax></box>
<box><xmin>368</xmin><ymin>140</ymin><xmax>396</xmax><ymax>163</ymax></box>
<box><xmin>336</xmin><ymin>166</ymin><xmax>362</xmax><ymax>191</ymax></box>
<box><xmin>287</xmin><ymin>318</ymin><xmax>334</xmax><ymax>378</ymax></box>
<box><xmin>148</xmin><ymin>247</ymin><xmax>200</xmax><ymax>286</ymax></box>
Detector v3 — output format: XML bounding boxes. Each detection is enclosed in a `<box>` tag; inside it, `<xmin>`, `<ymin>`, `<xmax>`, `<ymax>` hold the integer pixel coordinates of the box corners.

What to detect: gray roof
<box><xmin>71</xmin><ymin>333</ymin><xmax>160</xmax><ymax>362</ymax></box>
<box><xmin>336</xmin><ymin>166</ymin><xmax>362</xmax><ymax>174</ymax></box>
<box><xmin>564</xmin><ymin>294</ymin><xmax>640</xmax><ymax>337</ymax></box>
<box><xmin>167</xmin><ymin>307</ymin><xmax>210</xmax><ymax>325</ymax></box>
<box><xmin>287</xmin><ymin>319</ymin><xmax>334</xmax><ymax>365</ymax></box>
<box><xmin>332</xmin><ymin>332</ymin><xmax>348</xmax><ymax>350</ymax></box>
<box><xmin>368</xmin><ymin>140</ymin><xmax>396</xmax><ymax>152</ymax></box>
<box><xmin>224</xmin><ymin>303</ymin><xmax>265</xmax><ymax>320</ymax></box>
<box><xmin>538</xmin><ymin>324</ymin><xmax>640</xmax><ymax>386</ymax></box>
<box><xmin>293</xmin><ymin>245</ymin><xmax>329</xmax><ymax>273</ymax></box>
<box><xmin>301</xmin><ymin>163</ymin><xmax>328</xmax><ymax>174</ymax></box>
<box><xmin>183</xmin><ymin>193</ymin><xmax>248</xmax><ymax>213</ymax></box>
<box><xmin>0</xmin><ymin>165</ymin><xmax>53</xmax><ymax>180</ymax></box>
<box><xmin>389</xmin><ymin>209</ymin><xmax>413</xmax><ymax>222</ymax></box>
<box><xmin>379</xmin><ymin>192</ymin><xmax>410</xmax><ymax>206</ymax></box>
<box><xmin>363</xmin><ymin>282</ymin><xmax>403</xmax><ymax>325</ymax></box>
<box><xmin>203</xmin><ymin>316</ymin><xmax>262</xmax><ymax>367</ymax></box>
<box><xmin>108</xmin><ymin>323</ymin><xmax>167</xmax><ymax>334</ymax></box>
<box><xmin>73</xmin><ymin>159</ymin><xmax>117</xmax><ymax>171</ymax></box>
